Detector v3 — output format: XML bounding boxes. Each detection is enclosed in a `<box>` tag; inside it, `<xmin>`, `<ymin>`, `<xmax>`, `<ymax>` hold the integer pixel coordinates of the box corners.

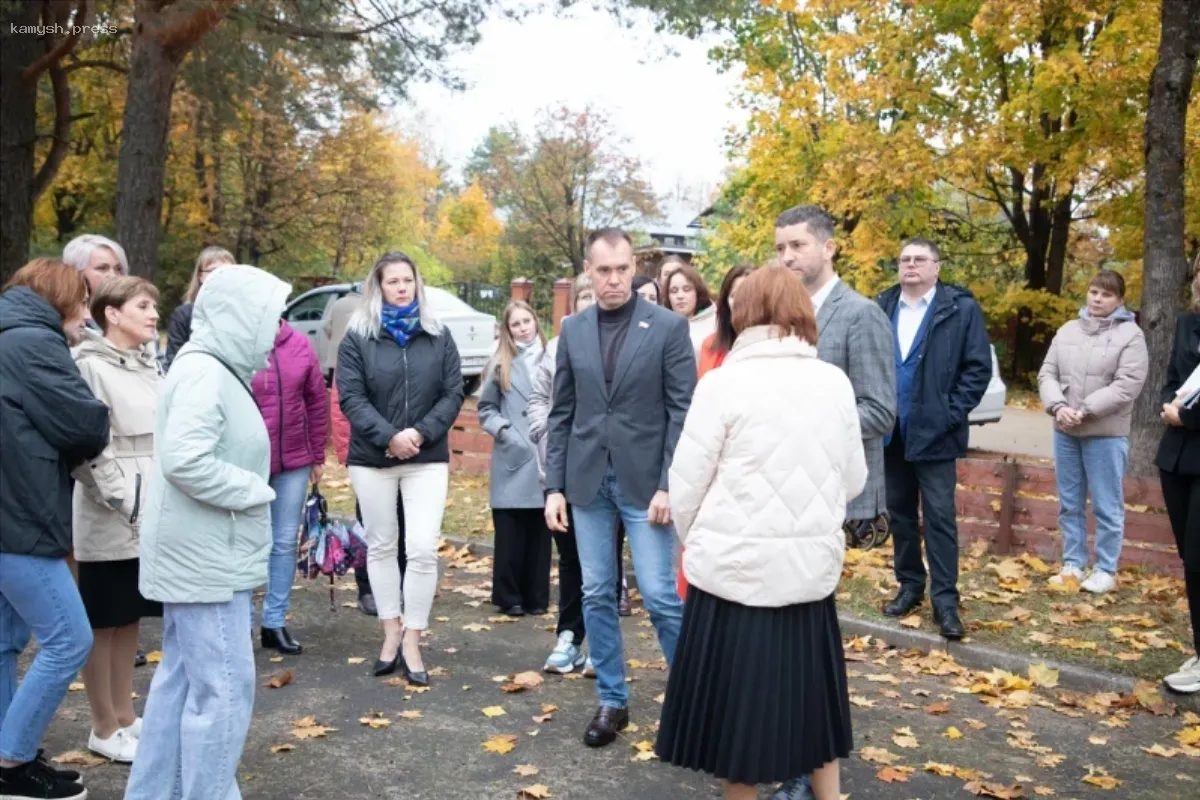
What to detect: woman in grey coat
<box><xmin>480</xmin><ymin>301</ymin><xmax>551</xmax><ymax>617</ymax></box>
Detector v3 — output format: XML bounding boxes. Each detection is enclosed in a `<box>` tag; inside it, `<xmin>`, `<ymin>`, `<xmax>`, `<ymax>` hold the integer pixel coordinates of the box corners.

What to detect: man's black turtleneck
<box><xmin>597</xmin><ymin>294</ymin><xmax>637</xmax><ymax>391</ymax></box>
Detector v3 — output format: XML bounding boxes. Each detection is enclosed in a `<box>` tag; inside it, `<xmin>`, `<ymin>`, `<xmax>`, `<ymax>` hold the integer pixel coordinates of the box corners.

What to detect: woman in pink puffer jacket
<box><xmin>250</xmin><ymin>320</ymin><xmax>329</xmax><ymax>655</ymax></box>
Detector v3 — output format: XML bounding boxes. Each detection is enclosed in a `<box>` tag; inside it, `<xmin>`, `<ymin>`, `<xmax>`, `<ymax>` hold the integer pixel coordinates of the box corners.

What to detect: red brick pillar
<box><xmin>552</xmin><ymin>278</ymin><xmax>572</xmax><ymax>335</ymax></box>
<box><xmin>510</xmin><ymin>278</ymin><xmax>533</xmax><ymax>304</ymax></box>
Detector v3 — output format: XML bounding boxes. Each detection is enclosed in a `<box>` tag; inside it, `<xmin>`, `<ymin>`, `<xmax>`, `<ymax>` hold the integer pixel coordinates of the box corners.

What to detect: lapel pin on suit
<box><xmin>639</xmin><ymin>321</ymin><xmax>650</xmax><ymax>329</ymax></box>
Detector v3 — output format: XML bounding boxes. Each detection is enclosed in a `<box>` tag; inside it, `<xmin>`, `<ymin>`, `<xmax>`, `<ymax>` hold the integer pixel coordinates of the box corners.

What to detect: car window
<box><xmin>425</xmin><ymin>286</ymin><xmax>476</xmax><ymax>315</ymax></box>
<box><xmin>286</xmin><ymin>292</ymin><xmax>334</xmax><ymax>323</ymax></box>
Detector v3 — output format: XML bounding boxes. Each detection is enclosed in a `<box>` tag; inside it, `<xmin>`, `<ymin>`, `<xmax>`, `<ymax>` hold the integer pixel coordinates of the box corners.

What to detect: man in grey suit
<box><xmin>770</xmin><ymin>205</ymin><xmax>896</xmax><ymax>800</ymax></box>
<box><xmin>545</xmin><ymin>227</ymin><xmax>697</xmax><ymax>748</ymax></box>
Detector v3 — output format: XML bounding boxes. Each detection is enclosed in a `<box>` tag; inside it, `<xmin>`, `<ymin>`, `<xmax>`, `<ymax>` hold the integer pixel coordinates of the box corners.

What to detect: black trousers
<box><xmin>551</xmin><ymin>509</ymin><xmax>626</xmax><ymax>644</ymax></box>
<box><xmin>492</xmin><ymin>508</ymin><xmax>553</xmax><ymax>611</ymax></box>
<box><xmin>1160</xmin><ymin>469</ymin><xmax>1200</xmax><ymax>655</ymax></box>
<box><xmin>355</xmin><ymin>490</ymin><xmax>406</xmax><ymax>597</ymax></box>
<box><xmin>885</xmin><ymin>435</ymin><xmax>960</xmax><ymax>607</ymax></box>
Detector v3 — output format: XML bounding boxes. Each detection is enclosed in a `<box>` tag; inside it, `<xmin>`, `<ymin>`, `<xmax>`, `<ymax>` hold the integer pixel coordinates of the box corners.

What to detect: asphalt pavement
<box><xmin>41</xmin><ymin>561</ymin><xmax>1198</xmax><ymax>799</ymax></box>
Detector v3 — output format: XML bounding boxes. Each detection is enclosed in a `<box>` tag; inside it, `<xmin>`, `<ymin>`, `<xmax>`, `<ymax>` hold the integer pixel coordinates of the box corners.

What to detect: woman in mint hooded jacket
<box><xmin>125</xmin><ymin>265</ymin><xmax>290</xmax><ymax>800</ymax></box>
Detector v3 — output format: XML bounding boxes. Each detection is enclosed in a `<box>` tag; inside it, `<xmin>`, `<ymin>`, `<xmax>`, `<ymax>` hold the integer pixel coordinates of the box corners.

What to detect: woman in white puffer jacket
<box><xmin>656</xmin><ymin>266</ymin><xmax>866</xmax><ymax>800</ymax></box>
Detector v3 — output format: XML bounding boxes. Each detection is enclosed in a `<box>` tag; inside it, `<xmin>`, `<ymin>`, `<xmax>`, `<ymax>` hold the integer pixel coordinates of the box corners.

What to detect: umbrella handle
<box><xmin>329</xmin><ymin>574</ymin><xmax>335</xmax><ymax>612</ymax></box>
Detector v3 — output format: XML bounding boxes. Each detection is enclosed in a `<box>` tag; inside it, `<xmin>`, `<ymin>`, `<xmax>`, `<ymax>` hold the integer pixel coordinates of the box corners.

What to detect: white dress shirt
<box><xmin>809</xmin><ymin>275</ymin><xmax>839</xmax><ymax>314</ymax></box>
<box><xmin>896</xmin><ymin>286</ymin><xmax>937</xmax><ymax>360</ymax></box>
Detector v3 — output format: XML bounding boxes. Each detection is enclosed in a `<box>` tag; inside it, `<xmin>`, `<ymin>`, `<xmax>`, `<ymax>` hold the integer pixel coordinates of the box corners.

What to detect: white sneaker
<box><xmin>1049</xmin><ymin>565</ymin><xmax>1085</xmax><ymax>585</ymax></box>
<box><xmin>1164</xmin><ymin>656</ymin><xmax>1200</xmax><ymax>694</ymax></box>
<box><xmin>543</xmin><ymin>632</ymin><xmax>586</xmax><ymax>674</ymax></box>
<box><xmin>1081</xmin><ymin>569</ymin><xmax>1116</xmax><ymax>594</ymax></box>
<box><xmin>124</xmin><ymin>717</ymin><xmax>142</xmax><ymax>739</ymax></box>
<box><xmin>88</xmin><ymin>727</ymin><xmax>137</xmax><ymax>763</ymax></box>
<box><xmin>582</xmin><ymin>655</ymin><xmax>596</xmax><ymax>679</ymax></box>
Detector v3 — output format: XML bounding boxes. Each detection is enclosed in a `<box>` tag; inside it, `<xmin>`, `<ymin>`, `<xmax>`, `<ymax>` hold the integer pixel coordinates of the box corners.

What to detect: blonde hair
<box><xmin>570</xmin><ymin>272</ymin><xmax>593</xmax><ymax>310</ymax></box>
<box><xmin>346</xmin><ymin>251</ymin><xmax>442</xmax><ymax>339</ymax></box>
<box><xmin>490</xmin><ymin>301</ymin><xmax>545</xmax><ymax>392</ymax></box>
<box><xmin>185</xmin><ymin>246</ymin><xmax>234</xmax><ymax>303</ymax></box>
<box><xmin>91</xmin><ymin>276</ymin><xmax>159</xmax><ymax>331</ymax></box>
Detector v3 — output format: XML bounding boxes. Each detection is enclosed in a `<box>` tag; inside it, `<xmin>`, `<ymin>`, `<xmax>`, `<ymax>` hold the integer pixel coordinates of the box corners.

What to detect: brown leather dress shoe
<box><xmin>583</xmin><ymin>705</ymin><xmax>629</xmax><ymax>747</ymax></box>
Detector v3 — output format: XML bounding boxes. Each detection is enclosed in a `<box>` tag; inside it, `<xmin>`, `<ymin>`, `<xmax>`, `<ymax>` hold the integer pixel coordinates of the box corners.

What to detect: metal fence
<box><xmin>443</xmin><ymin>281</ymin><xmax>508</xmax><ymax>319</ymax></box>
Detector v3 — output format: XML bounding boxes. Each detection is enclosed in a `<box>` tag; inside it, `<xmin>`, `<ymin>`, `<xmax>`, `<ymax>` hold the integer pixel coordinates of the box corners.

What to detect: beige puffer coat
<box><xmin>1037</xmin><ymin>307</ymin><xmax>1148</xmax><ymax>438</ymax></box>
<box><xmin>72</xmin><ymin>335</ymin><xmax>162</xmax><ymax>562</ymax></box>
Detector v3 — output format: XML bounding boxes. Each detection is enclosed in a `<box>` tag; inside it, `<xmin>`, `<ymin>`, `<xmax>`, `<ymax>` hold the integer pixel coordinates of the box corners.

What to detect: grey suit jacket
<box><xmin>816</xmin><ymin>279</ymin><xmax>897</xmax><ymax>519</ymax></box>
<box><xmin>478</xmin><ymin>354</ymin><xmax>544</xmax><ymax>509</ymax></box>
<box><xmin>545</xmin><ymin>298</ymin><xmax>697</xmax><ymax>510</ymax></box>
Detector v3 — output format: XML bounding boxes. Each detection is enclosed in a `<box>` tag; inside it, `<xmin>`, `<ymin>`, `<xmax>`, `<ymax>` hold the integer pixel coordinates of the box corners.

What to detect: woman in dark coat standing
<box><xmin>1159</xmin><ymin>267</ymin><xmax>1200</xmax><ymax>695</ymax></box>
<box><xmin>337</xmin><ymin>251</ymin><xmax>464</xmax><ymax>685</ymax></box>
<box><xmin>0</xmin><ymin>259</ymin><xmax>110</xmax><ymax>800</ymax></box>
<box><xmin>164</xmin><ymin>246</ymin><xmax>233</xmax><ymax>370</ymax></box>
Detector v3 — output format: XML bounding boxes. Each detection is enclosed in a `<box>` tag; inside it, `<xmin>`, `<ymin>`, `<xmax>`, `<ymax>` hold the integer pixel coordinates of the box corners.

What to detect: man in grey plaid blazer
<box><xmin>775</xmin><ymin>205</ymin><xmax>896</xmax><ymax>522</ymax></box>
<box><xmin>769</xmin><ymin>207</ymin><xmax>897</xmax><ymax>800</ymax></box>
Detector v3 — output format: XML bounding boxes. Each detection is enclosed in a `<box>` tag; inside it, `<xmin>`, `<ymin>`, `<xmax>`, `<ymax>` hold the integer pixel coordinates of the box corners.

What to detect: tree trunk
<box><xmin>114</xmin><ymin>0</ymin><xmax>232</xmax><ymax>278</ymax></box>
<box><xmin>1128</xmin><ymin>0</ymin><xmax>1200</xmax><ymax>476</ymax></box>
<box><xmin>113</xmin><ymin>29</ymin><xmax>186</xmax><ymax>278</ymax></box>
<box><xmin>0</xmin><ymin>0</ymin><xmax>48</xmax><ymax>283</ymax></box>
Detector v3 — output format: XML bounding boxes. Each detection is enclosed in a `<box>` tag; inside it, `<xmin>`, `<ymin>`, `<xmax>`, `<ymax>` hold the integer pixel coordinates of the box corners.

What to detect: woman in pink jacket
<box><xmin>251</xmin><ymin>320</ymin><xmax>329</xmax><ymax>654</ymax></box>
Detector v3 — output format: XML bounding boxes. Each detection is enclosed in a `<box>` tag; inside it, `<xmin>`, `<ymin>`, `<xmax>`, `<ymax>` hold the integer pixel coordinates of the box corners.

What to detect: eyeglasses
<box><xmin>898</xmin><ymin>256</ymin><xmax>938</xmax><ymax>267</ymax></box>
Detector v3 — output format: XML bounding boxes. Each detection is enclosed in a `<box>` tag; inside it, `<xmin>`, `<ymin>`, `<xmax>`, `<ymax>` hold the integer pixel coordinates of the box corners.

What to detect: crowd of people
<box><xmin>0</xmin><ymin>210</ymin><xmax>1197</xmax><ymax>800</ymax></box>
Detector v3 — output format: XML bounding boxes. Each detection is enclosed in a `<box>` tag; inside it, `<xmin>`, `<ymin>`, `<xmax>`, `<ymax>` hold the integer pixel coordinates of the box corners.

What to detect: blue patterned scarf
<box><xmin>381</xmin><ymin>300</ymin><xmax>422</xmax><ymax>347</ymax></box>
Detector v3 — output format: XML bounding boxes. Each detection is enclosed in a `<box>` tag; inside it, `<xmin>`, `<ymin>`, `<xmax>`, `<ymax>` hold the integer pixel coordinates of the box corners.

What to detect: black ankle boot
<box><xmin>261</xmin><ymin>626</ymin><xmax>302</xmax><ymax>655</ymax></box>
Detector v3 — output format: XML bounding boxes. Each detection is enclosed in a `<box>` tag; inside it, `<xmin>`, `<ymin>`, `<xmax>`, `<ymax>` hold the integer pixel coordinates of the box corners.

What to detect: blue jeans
<box><xmin>0</xmin><ymin>554</ymin><xmax>92</xmax><ymax>763</ymax></box>
<box><xmin>572</xmin><ymin>468</ymin><xmax>683</xmax><ymax>708</ymax></box>
<box><xmin>1055</xmin><ymin>431</ymin><xmax>1129</xmax><ymax>574</ymax></box>
<box><xmin>125</xmin><ymin>592</ymin><xmax>254</xmax><ymax>800</ymax></box>
<box><xmin>260</xmin><ymin>468</ymin><xmax>309</xmax><ymax>629</ymax></box>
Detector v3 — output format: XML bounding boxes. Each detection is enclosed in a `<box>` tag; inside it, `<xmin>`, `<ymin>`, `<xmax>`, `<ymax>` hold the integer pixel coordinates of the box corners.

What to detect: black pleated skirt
<box><xmin>77</xmin><ymin>558</ymin><xmax>162</xmax><ymax>629</ymax></box>
<box><xmin>654</xmin><ymin>587</ymin><xmax>852</xmax><ymax>786</ymax></box>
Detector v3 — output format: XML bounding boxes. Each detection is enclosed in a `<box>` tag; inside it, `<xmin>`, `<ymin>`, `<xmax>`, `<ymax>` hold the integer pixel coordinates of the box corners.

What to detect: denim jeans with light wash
<box><xmin>1054</xmin><ymin>430</ymin><xmax>1129</xmax><ymax>575</ymax></box>
<box><xmin>0</xmin><ymin>554</ymin><xmax>93</xmax><ymax>763</ymax></box>
<box><xmin>572</xmin><ymin>467</ymin><xmax>683</xmax><ymax>708</ymax></box>
<box><xmin>260</xmin><ymin>467</ymin><xmax>310</xmax><ymax>629</ymax></box>
<box><xmin>125</xmin><ymin>592</ymin><xmax>254</xmax><ymax>800</ymax></box>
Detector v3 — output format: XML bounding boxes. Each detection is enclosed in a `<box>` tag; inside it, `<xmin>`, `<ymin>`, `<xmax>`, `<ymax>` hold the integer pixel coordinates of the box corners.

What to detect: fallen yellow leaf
<box><xmin>944</xmin><ymin>726</ymin><xmax>963</xmax><ymax>740</ymax></box>
<box><xmin>513</xmin><ymin>764</ymin><xmax>539</xmax><ymax>777</ymax></box>
<box><xmin>876</xmin><ymin>765</ymin><xmax>914</xmax><ymax>783</ymax></box>
<box><xmin>463</xmin><ymin>623</ymin><xmax>492</xmax><ymax>632</ymax></box>
<box><xmin>269</xmin><ymin>743</ymin><xmax>294</xmax><ymax>754</ymax></box>
<box><xmin>68</xmin><ymin>682</ymin><xmax>85</xmax><ymax>692</ymax></box>
<box><xmin>482</xmin><ymin>734</ymin><xmax>517</xmax><ymax>754</ymax></box>
<box><xmin>264</xmin><ymin>671</ymin><xmax>293</xmax><ymax>689</ymax></box>
<box><xmin>1141</xmin><ymin>744</ymin><xmax>1178</xmax><ymax>758</ymax></box>
<box><xmin>482</xmin><ymin>706</ymin><xmax>507</xmax><ymax>718</ymax></box>
<box><xmin>51</xmin><ymin>750</ymin><xmax>105</xmax><ymax>767</ymax></box>
<box><xmin>145</xmin><ymin>650</ymin><xmax>163</xmax><ymax>663</ymax></box>
<box><xmin>347</xmin><ymin>657</ymin><xmax>366</xmax><ymax>665</ymax></box>
<box><xmin>290</xmin><ymin>717</ymin><xmax>336</xmax><ymax>739</ymax></box>
<box><xmin>397</xmin><ymin>711</ymin><xmax>423</xmax><ymax>720</ymax></box>
<box><xmin>899</xmin><ymin>614</ymin><xmax>922</xmax><ymax>629</ymax></box>
<box><xmin>513</xmin><ymin>671</ymin><xmax>544</xmax><ymax>689</ymax></box>
<box><xmin>517</xmin><ymin>784</ymin><xmax>551</xmax><ymax>799</ymax></box>
<box><xmin>1027</xmin><ymin>663</ymin><xmax>1059</xmax><ymax>689</ymax></box>
<box><xmin>860</xmin><ymin>747</ymin><xmax>900</xmax><ymax>765</ymax></box>
<box><xmin>1088</xmin><ymin>735</ymin><xmax>1109</xmax><ymax>746</ymax></box>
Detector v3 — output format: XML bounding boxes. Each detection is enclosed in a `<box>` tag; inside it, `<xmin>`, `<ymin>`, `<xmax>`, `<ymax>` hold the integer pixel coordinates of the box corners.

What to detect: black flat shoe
<box><xmin>883</xmin><ymin>587</ymin><xmax>924</xmax><ymax>618</ymax></box>
<box><xmin>358</xmin><ymin>593</ymin><xmax>378</xmax><ymax>617</ymax></box>
<box><xmin>583</xmin><ymin>705</ymin><xmax>629</xmax><ymax>748</ymax></box>
<box><xmin>261</xmin><ymin>626</ymin><xmax>302</xmax><ymax>655</ymax></box>
<box><xmin>374</xmin><ymin>653</ymin><xmax>401</xmax><ymax>677</ymax></box>
<box><xmin>526</xmin><ymin>607</ymin><xmax>548</xmax><ymax>616</ymax></box>
<box><xmin>934</xmin><ymin>605</ymin><xmax>965</xmax><ymax>640</ymax></box>
<box><xmin>499</xmin><ymin>605</ymin><xmax>526</xmax><ymax>617</ymax></box>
